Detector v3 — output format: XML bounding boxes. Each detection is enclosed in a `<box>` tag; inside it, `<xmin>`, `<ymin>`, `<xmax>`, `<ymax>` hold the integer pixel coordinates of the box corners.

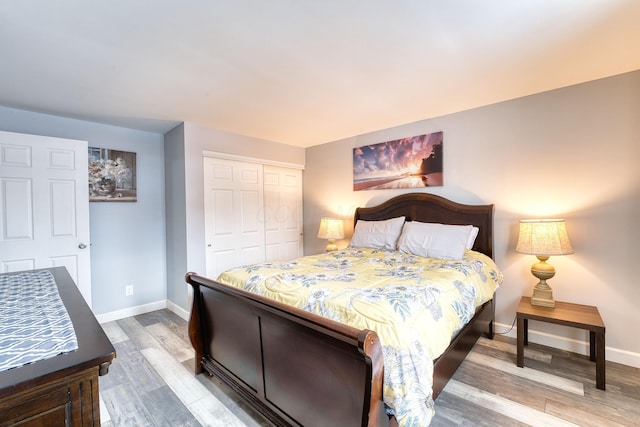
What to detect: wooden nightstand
<box><xmin>516</xmin><ymin>296</ymin><xmax>606</xmax><ymax>390</ymax></box>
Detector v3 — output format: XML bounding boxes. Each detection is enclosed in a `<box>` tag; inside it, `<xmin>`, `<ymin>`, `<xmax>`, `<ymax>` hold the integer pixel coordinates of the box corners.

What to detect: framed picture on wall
<box><xmin>88</xmin><ymin>147</ymin><xmax>137</xmax><ymax>202</ymax></box>
<box><xmin>353</xmin><ymin>131</ymin><xmax>443</xmax><ymax>191</ymax></box>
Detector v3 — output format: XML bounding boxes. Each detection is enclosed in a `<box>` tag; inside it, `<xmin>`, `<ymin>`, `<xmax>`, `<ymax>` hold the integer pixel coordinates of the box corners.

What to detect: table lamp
<box><xmin>317</xmin><ymin>217</ymin><xmax>344</xmax><ymax>252</ymax></box>
<box><xmin>515</xmin><ymin>219</ymin><xmax>574</xmax><ymax>307</ymax></box>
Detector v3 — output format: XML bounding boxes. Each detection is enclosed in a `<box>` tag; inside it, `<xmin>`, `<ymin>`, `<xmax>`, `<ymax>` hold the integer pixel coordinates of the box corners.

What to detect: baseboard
<box><xmin>495</xmin><ymin>321</ymin><xmax>640</xmax><ymax>369</ymax></box>
<box><xmin>96</xmin><ymin>299</ymin><xmax>191</xmax><ymax>324</ymax></box>
<box><xmin>96</xmin><ymin>300</ymin><xmax>168</xmax><ymax>324</ymax></box>
<box><xmin>167</xmin><ymin>300</ymin><xmax>190</xmax><ymax>321</ymax></box>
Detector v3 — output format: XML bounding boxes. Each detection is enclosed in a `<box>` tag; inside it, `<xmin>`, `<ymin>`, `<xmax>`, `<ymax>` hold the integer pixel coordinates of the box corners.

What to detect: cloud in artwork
<box><xmin>353</xmin><ymin>132</ymin><xmax>442</xmax><ymax>180</ymax></box>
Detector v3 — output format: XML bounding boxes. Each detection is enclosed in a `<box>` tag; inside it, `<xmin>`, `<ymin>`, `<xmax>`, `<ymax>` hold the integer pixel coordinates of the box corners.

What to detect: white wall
<box><xmin>303</xmin><ymin>70</ymin><xmax>640</xmax><ymax>367</ymax></box>
<box><xmin>164</xmin><ymin>122</ymin><xmax>306</xmax><ymax>312</ymax></box>
<box><xmin>0</xmin><ymin>106</ymin><xmax>167</xmax><ymax>316</ymax></box>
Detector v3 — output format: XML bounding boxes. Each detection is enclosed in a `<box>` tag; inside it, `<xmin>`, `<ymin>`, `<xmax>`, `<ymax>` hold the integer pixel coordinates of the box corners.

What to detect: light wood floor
<box><xmin>99</xmin><ymin>310</ymin><xmax>640</xmax><ymax>426</ymax></box>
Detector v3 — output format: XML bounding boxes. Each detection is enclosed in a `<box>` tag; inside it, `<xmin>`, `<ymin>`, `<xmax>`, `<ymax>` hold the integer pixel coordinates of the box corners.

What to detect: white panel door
<box><xmin>204</xmin><ymin>157</ymin><xmax>265</xmax><ymax>279</ymax></box>
<box><xmin>264</xmin><ymin>165</ymin><xmax>303</xmax><ymax>261</ymax></box>
<box><xmin>0</xmin><ymin>131</ymin><xmax>92</xmax><ymax>306</ymax></box>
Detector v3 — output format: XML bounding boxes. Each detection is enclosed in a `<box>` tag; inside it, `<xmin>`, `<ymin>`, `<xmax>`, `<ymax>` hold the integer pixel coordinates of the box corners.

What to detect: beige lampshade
<box><xmin>317</xmin><ymin>217</ymin><xmax>345</xmax><ymax>240</ymax></box>
<box><xmin>515</xmin><ymin>219</ymin><xmax>574</xmax><ymax>256</ymax></box>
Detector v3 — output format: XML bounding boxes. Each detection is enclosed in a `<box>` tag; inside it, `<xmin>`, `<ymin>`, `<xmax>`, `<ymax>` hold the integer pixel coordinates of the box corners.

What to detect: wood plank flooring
<box><xmin>99</xmin><ymin>310</ymin><xmax>640</xmax><ymax>426</ymax></box>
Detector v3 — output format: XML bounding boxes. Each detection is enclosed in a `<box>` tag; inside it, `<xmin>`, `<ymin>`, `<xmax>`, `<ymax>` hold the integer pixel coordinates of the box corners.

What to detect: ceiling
<box><xmin>1</xmin><ymin>1</ymin><xmax>639</xmax><ymax>148</ymax></box>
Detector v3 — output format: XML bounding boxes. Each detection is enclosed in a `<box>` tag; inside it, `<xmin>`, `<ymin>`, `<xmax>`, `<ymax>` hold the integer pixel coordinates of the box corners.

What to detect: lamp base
<box><xmin>325</xmin><ymin>239</ymin><xmax>338</xmax><ymax>252</ymax></box>
<box><xmin>529</xmin><ymin>256</ymin><xmax>556</xmax><ymax>307</ymax></box>
<box><xmin>531</xmin><ymin>286</ymin><xmax>555</xmax><ymax>307</ymax></box>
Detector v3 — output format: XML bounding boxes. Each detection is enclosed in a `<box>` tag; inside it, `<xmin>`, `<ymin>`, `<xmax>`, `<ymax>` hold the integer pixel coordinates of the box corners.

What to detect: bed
<box><xmin>186</xmin><ymin>192</ymin><xmax>500</xmax><ymax>426</ymax></box>
<box><xmin>0</xmin><ymin>267</ymin><xmax>115</xmax><ymax>425</ymax></box>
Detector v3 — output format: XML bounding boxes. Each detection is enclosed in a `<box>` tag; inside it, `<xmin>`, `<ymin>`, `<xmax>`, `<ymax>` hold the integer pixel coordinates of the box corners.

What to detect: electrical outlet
<box><xmin>126</xmin><ymin>285</ymin><xmax>134</xmax><ymax>296</ymax></box>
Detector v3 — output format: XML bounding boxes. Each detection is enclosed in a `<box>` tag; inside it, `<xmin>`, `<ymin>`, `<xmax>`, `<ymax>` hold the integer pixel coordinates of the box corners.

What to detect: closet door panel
<box><xmin>264</xmin><ymin>166</ymin><xmax>303</xmax><ymax>262</ymax></box>
<box><xmin>204</xmin><ymin>157</ymin><xmax>264</xmax><ymax>278</ymax></box>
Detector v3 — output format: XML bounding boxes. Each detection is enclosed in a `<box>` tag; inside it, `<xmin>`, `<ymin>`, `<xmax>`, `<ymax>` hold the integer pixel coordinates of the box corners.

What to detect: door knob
<box><xmin>78</xmin><ymin>243</ymin><xmax>88</xmax><ymax>249</ymax></box>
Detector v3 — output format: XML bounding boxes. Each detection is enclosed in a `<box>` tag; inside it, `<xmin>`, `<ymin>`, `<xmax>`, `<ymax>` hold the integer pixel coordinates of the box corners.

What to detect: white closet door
<box><xmin>264</xmin><ymin>165</ymin><xmax>303</xmax><ymax>262</ymax></box>
<box><xmin>203</xmin><ymin>157</ymin><xmax>265</xmax><ymax>278</ymax></box>
<box><xmin>0</xmin><ymin>131</ymin><xmax>92</xmax><ymax>306</ymax></box>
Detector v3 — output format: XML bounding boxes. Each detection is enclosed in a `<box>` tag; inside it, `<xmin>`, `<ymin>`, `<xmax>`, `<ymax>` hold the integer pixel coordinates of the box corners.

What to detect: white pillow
<box><xmin>349</xmin><ymin>216</ymin><xmax>406</xmax><ymax>249</ymax></box>
<box><xmin>467</xmin><ymin>226</ymin><xmax>479</xmax><ymax>250</ymax></box>
<box><xmin>397</xmin><ymin>222</ymin><xmax>476</xmax><ymax>260</ymax></box>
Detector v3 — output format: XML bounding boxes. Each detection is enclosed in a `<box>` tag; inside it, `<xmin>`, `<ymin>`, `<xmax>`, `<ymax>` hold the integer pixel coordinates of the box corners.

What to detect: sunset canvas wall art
<box><xmin>353</xmin><ymin>132</ymin><xmax>443</xmax><ymax>191</ymax></box>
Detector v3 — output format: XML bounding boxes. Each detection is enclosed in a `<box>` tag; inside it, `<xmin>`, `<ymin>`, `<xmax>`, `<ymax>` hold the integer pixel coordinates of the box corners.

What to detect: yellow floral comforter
<box><xmin>217</xmin><ymin>247</ymin><xmax>503</xmax><ymax>426</ymax></box>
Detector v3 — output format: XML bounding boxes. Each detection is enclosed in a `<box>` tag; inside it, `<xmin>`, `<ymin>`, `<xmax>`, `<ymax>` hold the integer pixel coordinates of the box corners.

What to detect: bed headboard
<box><xmin>353</xmin><ymin>192</ymin><xmax>494</xmax><ymax>259</ymax></box>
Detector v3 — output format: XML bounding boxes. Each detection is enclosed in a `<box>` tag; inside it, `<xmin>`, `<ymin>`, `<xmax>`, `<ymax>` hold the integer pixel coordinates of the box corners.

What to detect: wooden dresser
<box><xmin>0</xmin><ymin>267</ymin><xmax>116</xmax><ymax>426</ymax></box>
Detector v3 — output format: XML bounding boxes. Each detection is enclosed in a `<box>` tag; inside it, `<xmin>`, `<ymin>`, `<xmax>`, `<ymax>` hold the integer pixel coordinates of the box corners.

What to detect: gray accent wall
<box><xmin>164</xmin><ymin>124</ymin><xmax>188</xmax><ymax>310</ymax></box>
<box><xmin>0</xmin><ymin>106</ymin><xmax>167</xmax><ymax>316</ymax></box>
<box><xmin>303</xmin><ymin>70</ymin><xmax>640</xmax><ymax>367</ymax></box>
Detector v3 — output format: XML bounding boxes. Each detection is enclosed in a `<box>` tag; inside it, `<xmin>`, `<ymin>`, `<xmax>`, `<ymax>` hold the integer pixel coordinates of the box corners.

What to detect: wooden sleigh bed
<box><xmin>186</xmin><ymin>192</ymin><xmax>496</xmax><ymax>426</ymax></box>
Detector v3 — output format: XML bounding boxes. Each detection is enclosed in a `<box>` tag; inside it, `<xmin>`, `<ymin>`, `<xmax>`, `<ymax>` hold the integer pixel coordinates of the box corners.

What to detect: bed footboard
<box><xmin>186</xmin><ymin>272</ymin><xmax>389</xmax><ymax>427</ymax></box>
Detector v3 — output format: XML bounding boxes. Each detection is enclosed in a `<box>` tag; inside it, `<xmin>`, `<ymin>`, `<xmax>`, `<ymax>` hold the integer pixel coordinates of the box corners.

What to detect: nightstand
<box><xmin>516</xmin><ymin>296</ymin><xmax>606</xmax><ymax>390</ymax></box>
